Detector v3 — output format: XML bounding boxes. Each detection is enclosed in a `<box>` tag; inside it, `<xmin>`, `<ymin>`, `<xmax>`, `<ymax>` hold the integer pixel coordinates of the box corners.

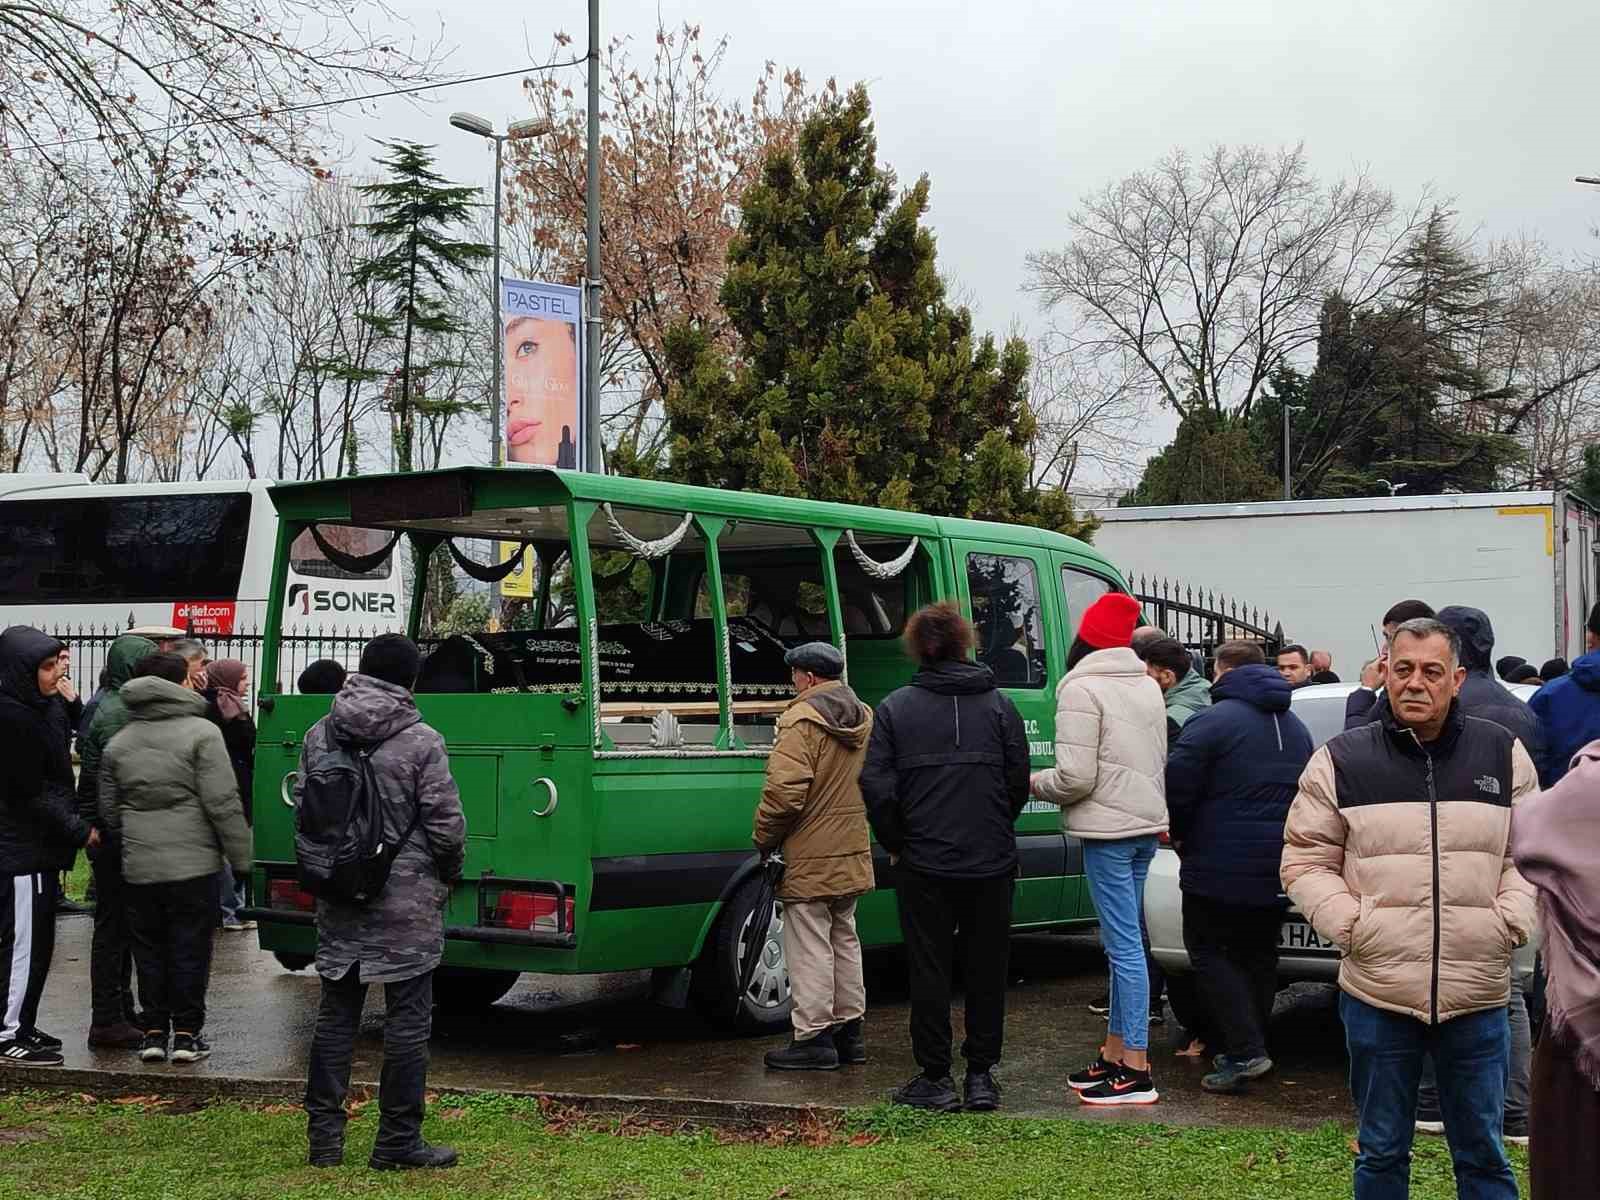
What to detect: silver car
<box><xmin>1143</xmin><ymin>681</ymin><xmax>1538</xmax><ymax>986</ymax></box>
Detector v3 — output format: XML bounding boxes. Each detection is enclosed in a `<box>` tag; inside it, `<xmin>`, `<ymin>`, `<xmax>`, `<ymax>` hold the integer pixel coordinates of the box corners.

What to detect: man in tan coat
<box><xmin>752</xmin><ymin>642</ymin><xmax>873</xmax><ymax>1071</ymax></box>
<box><xmin>1282</xmin><ymin>617</ymin><xmax>1534</xmax><ymax>1200</ymax></box>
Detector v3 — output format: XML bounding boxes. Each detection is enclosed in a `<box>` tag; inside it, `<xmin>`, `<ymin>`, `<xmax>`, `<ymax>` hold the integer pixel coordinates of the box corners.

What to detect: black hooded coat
<box><xmin>0</xmin><ymin>626</ymin><xmax>91</xmax><ymax>875</ymax></box>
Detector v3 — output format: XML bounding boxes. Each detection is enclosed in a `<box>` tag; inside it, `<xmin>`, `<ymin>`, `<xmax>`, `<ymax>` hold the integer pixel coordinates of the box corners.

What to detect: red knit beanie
<box><xmin>1076</xmin><ymin>593</ymin><xmax>1141</xmax><ymax>650</ymax></box>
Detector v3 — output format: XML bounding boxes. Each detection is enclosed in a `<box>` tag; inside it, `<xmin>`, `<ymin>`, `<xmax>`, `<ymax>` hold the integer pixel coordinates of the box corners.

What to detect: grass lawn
<box><xmin>0</xmin><ymin>1090</ymin><xmax>1528</xmax><ymax>1200</ymax></box>
<box><xmin>63</xmin><ymin>854</ymin><xmax>91</xmax><ymax>903</ymax></box>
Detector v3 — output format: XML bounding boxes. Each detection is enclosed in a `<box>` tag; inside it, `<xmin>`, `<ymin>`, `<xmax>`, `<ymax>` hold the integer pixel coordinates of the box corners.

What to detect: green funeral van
<box><xmin>247</xmin><ymin>467</ymin><xmax>1129</xmax><ymax>1029</ymax></box>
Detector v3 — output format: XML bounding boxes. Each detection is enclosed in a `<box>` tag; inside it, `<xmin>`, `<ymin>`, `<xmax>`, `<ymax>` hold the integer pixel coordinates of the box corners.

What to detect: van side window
<box><xmin>967</xmin><ymin>553</ymin><xmax>1046</xmax><ymax>689</ymax></box>
<box><xmin>832</xmin><ymin>544</ymin><xmax>909</xmax><ymax>637</ymax></box>
<box><xmin>696</xmin><ymin>550</ymin><xmax>830</xmax><ymax>642</ymax></box>
<box><xmin>1060</xmin><ymin>565</ymin><xmax>1115</xmax><ymax>638</ymax></box>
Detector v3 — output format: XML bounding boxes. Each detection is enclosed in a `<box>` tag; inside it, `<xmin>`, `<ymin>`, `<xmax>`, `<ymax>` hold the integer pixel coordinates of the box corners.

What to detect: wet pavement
<box><xmin>19</xmin><ymin>914</ymin><xmax>1356</xmax><ymax>1129</ymax></box>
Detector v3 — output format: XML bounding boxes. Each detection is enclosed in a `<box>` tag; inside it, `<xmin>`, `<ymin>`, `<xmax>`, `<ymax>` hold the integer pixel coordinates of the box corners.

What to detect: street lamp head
<box><xmin>449</xmin><ymin>111</ymin><xmax>494</xmax><ymax>139</ymax></box>
<box><xmin>507</xmin><ymin>118</ymin><xmax>554</xmax><ymax>140</ymax></box>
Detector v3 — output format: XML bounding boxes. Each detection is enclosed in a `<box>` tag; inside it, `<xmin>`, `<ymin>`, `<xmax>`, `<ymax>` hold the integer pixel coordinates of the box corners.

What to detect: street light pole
<box><xmin>450</xmin><ymin>112</ymin><xmax>551</xmax><ymax>624</ymax></box>
<box><xmin>585</xmin><ymin>0</ymin><xmax>603</xmax><ymax>473</ymax></box>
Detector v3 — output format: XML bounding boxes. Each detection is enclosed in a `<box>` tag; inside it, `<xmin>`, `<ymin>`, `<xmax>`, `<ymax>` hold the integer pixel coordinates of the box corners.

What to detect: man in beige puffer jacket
<box><xmin>1282</xmin><ymin>617</ymin><xmax>1532</xmax><ymax>1200</ymax></box>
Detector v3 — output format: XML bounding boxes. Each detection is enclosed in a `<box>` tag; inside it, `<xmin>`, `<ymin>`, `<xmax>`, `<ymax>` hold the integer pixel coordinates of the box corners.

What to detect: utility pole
<box><xmin>585</xmin><ymin>0</ymin><xmax>603</xmax><ymax>472</ymax></box>
<box><xmin>1283</xmin><ymin>404</ymin><xmax>1305</xmax><ymax>500</ymax></box>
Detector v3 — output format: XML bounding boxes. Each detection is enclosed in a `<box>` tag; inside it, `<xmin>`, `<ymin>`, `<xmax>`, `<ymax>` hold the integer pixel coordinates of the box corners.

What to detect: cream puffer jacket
<box><xmin>1032</xmin><ymin>647</ymin><xmax>1169</xmax><ymax>840</ymax></box>
<box><xmin>1282</xmin><ymin>705</ymin><xmax>1537</xmax><ymax>1023</ymax></box>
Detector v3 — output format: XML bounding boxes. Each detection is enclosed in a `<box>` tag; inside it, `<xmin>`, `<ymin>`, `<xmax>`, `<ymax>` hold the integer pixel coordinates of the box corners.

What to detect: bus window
<box><xmin>967</xmin><ymin>553</ymin><xmax>1046</xmax><ymax>689</ymax></box>
<box><xmin>290</xmin><ymin>525</ymin><xmax>395</xmax><ymax>580</ymax></box>
<box><xmin>1060</xmin><ymin>564</ymin><xmax>1114</xmax><ymax>640</ymax></box>
<box><xmin>0</xmin><ymin>493</ymin><xmax>252</xmax><ymax>603</ymax></box>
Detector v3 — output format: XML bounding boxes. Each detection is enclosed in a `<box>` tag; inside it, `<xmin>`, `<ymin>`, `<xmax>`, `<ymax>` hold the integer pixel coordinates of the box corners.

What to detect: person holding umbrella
<box><xmin>752</xmin><ymin>642</ymin><xmax>875</xmax><ymax>1071</ymax></box>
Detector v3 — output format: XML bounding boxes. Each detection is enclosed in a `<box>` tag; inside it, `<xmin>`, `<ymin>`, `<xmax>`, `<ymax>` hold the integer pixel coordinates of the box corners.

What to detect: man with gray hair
<box><xmin>1283</xmin><ymin>618</ymin><xmax>1535</xmax><ymax>1199</ymax></box>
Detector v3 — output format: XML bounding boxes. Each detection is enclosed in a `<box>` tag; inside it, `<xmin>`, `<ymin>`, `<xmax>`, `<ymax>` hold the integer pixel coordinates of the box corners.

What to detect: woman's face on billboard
<box><xmin>504</xmin><ymin>316</ymin><xmax>578</xmax><ymax>465</ymax></box>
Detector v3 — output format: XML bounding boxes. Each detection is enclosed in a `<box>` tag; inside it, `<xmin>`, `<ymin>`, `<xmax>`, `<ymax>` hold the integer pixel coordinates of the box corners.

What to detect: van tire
<box><xmin>432</xmin><ymin>967</ymin><xmax>521</xmax><ymax>1011</ymax></box>
<box><xmin>273</xmin><ymin>952</ymin><xmax>313</xmax><ymax>972</ymax></box>
<box><xmin>693</xmin><ymin>875</ymin><xmax>792</xmax><ymax>1034</ymax></box>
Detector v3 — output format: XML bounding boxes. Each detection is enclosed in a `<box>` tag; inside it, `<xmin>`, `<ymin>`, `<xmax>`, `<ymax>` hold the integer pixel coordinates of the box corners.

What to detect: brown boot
<box><xmin>87</xmin><ymin>1021</ymin><xmax>145</xmax><ymax>1049</ymax></box>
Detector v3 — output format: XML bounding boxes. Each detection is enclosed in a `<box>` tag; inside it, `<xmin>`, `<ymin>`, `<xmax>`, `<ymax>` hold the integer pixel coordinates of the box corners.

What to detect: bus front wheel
<box><xmin>694</xmin><ymin>875</ymin><xmax>793</xmax><ymax>1034</ymax></box>
<box><xmin>432</xmin><ymin>967</ymin><xmax>521</xmax><ymax>1011</ymax></box>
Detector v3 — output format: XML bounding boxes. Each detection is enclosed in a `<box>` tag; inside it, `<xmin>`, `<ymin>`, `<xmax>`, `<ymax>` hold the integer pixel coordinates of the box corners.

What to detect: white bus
<box><xmin>0</xmin><ymin>474</ymin><xmax>405</xmax><ymax>643</ymax></box>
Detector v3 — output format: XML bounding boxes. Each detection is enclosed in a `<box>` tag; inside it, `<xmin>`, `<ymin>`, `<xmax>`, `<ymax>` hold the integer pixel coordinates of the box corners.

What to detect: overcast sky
<box><xmin>338</xmin><ymin>0</ymin><xmax>1600</xmax><ymax>476</ymax></box>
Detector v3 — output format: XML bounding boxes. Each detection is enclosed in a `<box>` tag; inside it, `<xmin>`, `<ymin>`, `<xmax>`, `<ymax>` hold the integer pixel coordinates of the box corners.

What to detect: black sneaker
<box><xmin>1202</xmin><ymin>1054</ymin><xmax>1273</xmax><ymax>1094</ymax></box>
<box><xmin>170</xmin><ymin>1033</ymin><xmax>211</xmax><ymax>1064</ymax></box>
<box><xmin>1148</xmin><ymin>1003</ymin><xmax>1167</xmax><ymax>1027</ymax></box>
<box><xmin>308</xmin><ymin>1146</ymin><xmax>344</xmax><ymax>1169</ymax></box>
<box><xmin>139</xmin><ymin>1032</ymin><xmax>169</xmax><ymax>1063</ymax></box>
<box><xmin>963</xmin><ymin>1068</ymin><xmax>1002</xmax><ymax>1112</ymax></box>
<box><xmin>890</xmin><ymin>1072</ymin><xmax>961</xmax><ymax>1113</ymax></box>
<box><xmin>1086</xmin><ymin>992</ymin><xmax>1112</xmax><ymax>1016</ymax></box>
<box><xmin>369</xmin><ymin>1142</ymin><xmax>459</xmax><ymax>1171</ymax></box>
<box><xmin>1066</xmin><ymin>1055</ymin><xmax>1119</xmax><ymax>1091</ymax></box>
<box><xmin>1079</xmin><ymin>1064</ymin><xmax>1159</xmax><ymax>1107</ymax></box>
<box><xmin>0</xmin><ymin>1038</ymin><xmax>64</xmax><ymax>1066</ymax></box>
<box><xmin>20</xmin><ymin>1027</ymin><xmax>63</xmax><ymax>1051</ymax></box>
<box><xmin>831</xmin><ymin>1018</ymin><xmax>866</xmax><ymax>1064</ymax></box>
<box><xmin>763</xmin><ymin>1033</ymin><xmax>839</xmax><ymax>1071</ymax></box>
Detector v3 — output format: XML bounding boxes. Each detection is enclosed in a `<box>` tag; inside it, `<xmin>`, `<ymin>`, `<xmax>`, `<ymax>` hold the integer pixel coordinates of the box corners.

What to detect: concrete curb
<box><xmin>0</xmin><ymin>1066</ymin><xmax>847</xmax><ymax>1128</ymax></box>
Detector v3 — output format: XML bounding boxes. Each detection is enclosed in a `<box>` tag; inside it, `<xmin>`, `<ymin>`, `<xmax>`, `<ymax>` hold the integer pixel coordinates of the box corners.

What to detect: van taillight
<box><xmin>268</xmin><ymin>879</ymin><xmax>317</xmax><ymax>912</ymax></box>
<box><xmin>487</xmin><ymin>887</ymin><xmax>574</xmax><ymax>933</ymax></box>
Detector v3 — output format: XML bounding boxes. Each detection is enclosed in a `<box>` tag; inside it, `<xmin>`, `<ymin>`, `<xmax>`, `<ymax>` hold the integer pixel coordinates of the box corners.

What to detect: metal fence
<box><xmin>46</xmin><ymin>624</ymin><xmax>395</xmax><ymax>701</ymax></box>
<box><xmin>1130</xmin><ymin>575</ymin><xmax>1287</xmax><ymax>664</ymax></box>
<box><xmin>46</xmin><ymin>576</ymin><xmax>1290</xmax><ymax>700</ymax></box>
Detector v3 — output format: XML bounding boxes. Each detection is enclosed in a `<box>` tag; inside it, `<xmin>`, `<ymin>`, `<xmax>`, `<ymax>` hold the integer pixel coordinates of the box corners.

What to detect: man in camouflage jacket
<box><xmin>297</xmin><ymin>635</ymin><xmax>466</xmax><ymax>1172</ymax></box>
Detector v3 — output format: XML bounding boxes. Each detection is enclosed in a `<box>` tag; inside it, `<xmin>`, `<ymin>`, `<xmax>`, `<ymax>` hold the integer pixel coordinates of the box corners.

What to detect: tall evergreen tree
<box><xmin>345</xmin><ymin>141</ymin><xmax>490</xmax><ymax>472</ymax></box>
<box><xmin>662</xmin><ymin>86</ymin><xmax>1091</xmax><ymax>539</ymax></box>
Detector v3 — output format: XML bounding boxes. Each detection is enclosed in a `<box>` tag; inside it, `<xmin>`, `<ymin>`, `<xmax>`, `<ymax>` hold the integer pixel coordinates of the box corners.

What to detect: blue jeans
<box><xmin>1083</xmin><ymin>836</ymin><xmax>1157</xmax><ymax>1052</ymax></box>
<box><xmin>215</xmin><ymin>868</ymin><xmax>243</xmax><ymax>924</ymax></box>
<box><xmin>1340</xmin><ymin>993</ymin><xmax>1517</xmax><ymax>1200</ymax></box>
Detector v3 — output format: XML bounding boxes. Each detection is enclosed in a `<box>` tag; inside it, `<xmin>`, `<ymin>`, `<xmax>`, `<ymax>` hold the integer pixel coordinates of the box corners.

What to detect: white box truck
<box><xmin>1092</xmin><ymin>490</ymin><xmax>1600</xmax><ymax>676</ymax></box>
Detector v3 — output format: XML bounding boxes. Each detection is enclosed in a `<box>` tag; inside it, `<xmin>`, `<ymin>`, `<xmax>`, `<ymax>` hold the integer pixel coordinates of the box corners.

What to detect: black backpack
<box><xmin>294</xmin><ymin>730</ymin><xmax>421</xmax><ymax>906</ymax></box>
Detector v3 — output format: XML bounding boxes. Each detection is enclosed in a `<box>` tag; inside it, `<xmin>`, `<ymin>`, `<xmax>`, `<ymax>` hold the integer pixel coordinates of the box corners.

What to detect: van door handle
<box><xmin>531</xmin><ymin>777</ymin><xmax>558</xmax><ymax>818</ymax></box>
<box><xmin>281</xmin><ymin>772</ymin><xmax>298</xmax><ymax>809</ymax></box>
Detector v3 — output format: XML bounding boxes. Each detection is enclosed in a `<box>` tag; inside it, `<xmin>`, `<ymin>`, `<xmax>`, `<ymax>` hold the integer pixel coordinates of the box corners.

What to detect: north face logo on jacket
<box><xmin>1474</xmin><ymin>774</ymin><xmax>1502</xmax><ymax>797</ymax></box>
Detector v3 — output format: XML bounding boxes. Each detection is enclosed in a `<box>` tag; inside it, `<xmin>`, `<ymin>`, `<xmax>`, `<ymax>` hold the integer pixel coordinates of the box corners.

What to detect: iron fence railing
<box><xmin>45</xmin><ymin>624</ymin><xmax>398</xmax><ymax>701</ymax></box>
<box><xmin>1130</xmin><ymin>575</ymin><xmax>1287</xmax><ymax>666</ymax></box>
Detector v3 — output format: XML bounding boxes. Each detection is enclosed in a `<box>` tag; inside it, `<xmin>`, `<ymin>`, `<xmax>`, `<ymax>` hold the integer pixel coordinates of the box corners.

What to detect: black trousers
<box><xmin>1</xmin><ymin>872</ymin><xmax>58</xmax><ymax>1042</ymax></box>
<box><xmin>126</xmin><ymin>875</ymin><xmax>216</xmax><ymax>1034</ymax></box>
<box><xmin>305</xmin><ymin>966</ymin><xmax>434</xmax><ymax>1158</ymax></box>
<box><xmin>895</xmin><ymin>867</ymin><xmax>1014</xmax><ymax>1078</ymax></box>
<box><xmin>1181</xmin><ymin>892</ymin><xmax>1280</xmax><ymax>1061</ymax></box>
<box><xmin>89</xmin><ymin>848</ymin><xmax>140</xmax><ymax>1028</ymax></box>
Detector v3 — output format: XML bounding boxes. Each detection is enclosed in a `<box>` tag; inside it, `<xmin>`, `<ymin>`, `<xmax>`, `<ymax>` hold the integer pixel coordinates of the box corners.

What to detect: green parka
<box><xmin>99</xmin><ymin>676</ymin><xmax>252</xmax><ymax>885</ymax></box>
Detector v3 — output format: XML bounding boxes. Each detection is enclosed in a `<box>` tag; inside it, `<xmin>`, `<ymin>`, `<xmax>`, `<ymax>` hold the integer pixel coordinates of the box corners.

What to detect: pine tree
<box><xmin>662</xmin><ymin>86</ymin><xmax>1092</xmax><ymax>539</ymax></box>
<box><xmin>345</xmin><ymin>141</ymin><xmax>490</xmax><ymax>472</ymax></box>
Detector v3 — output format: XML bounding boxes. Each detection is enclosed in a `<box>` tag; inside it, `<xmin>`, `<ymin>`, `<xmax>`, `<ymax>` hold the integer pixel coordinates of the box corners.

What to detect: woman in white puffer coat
<box><xmin>1030</xmin><ymin>592</ymin><xmax>1168</xmax><ymax>1105</ymax></box>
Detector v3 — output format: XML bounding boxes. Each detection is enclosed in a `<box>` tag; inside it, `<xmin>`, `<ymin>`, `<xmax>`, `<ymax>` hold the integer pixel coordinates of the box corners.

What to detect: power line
<box><xmin>15</xmin><ymin>58</ymin><xmax>586</xmax><ymax>154</ymax></box>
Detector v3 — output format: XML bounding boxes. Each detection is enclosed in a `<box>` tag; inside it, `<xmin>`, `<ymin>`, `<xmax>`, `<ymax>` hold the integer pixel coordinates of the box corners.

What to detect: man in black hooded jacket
<box><xmin>0</xmin><ymin>627</ymin><xmax>98</xmax><ymax>1065</ymax></box>
<box><xmin>861</xmin><ymin>602</ymin><xmax>1030</xmax><ymax>1115</ymax></box>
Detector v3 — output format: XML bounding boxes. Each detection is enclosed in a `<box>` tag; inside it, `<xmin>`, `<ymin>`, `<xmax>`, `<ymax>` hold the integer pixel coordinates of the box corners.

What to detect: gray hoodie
<box><xmin>99</xmin><ymin>676</ymin><xmax>252</xmax><ymax>885</ymax></box>
<box><xmin>295</xmin><ymin>673</ymin><xmax>466</xmax><ymax>984</ymax></box>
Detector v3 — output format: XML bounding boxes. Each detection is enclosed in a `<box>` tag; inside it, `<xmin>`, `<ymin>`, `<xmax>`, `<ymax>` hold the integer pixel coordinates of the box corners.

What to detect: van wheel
<box><xmin>694</xmin><ymin>875</ymin><xmax>792</xmax><ymax>1033</ymax></box>
<box><xmin>273</xmin><ymin>952</ymin><xmax>313</xmax><ymax>972</ymax></box>
<box><xmin>432</xmin><ymin>967</ymin><xmax>520</xmax><ymax>1010</ymax></box>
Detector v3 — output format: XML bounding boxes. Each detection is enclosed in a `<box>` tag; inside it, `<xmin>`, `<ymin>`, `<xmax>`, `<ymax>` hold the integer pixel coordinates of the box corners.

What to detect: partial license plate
<box><xmin>1279</xmin><ymin>919</ymin><xmax>1337</xmax><ymax>952</ymax></box>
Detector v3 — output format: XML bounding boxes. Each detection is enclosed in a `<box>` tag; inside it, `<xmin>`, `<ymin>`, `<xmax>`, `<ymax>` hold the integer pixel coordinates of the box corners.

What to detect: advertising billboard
<box><xmin>500</xmin><ymin>276</ymin><xmax>585</xmax><ymax>471</ymax></box>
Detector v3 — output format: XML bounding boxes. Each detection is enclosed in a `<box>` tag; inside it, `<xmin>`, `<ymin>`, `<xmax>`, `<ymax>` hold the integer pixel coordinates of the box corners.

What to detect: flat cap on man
<box><xmin>784</xmin><ymin>641</ymin><xmax>844</xmax><ymax>680</ymax></box>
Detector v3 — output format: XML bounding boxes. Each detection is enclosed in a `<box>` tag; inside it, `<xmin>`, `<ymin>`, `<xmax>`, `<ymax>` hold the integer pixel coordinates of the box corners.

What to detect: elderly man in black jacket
<box><xmin>861</xmin><ymin>602</ymin><xmax>1030</xmax><ymax>1115</ymax></box>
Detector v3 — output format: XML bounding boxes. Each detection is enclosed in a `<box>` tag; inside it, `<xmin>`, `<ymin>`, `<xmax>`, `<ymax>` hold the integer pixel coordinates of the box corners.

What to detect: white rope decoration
<box><xmin>603</xmin><ymin>503</ymin><xmax>694</xmax><ymax>559</ymax></box>
<box><xmin>844</xmin><ymin>530</ymin><xmax>920</xmax><ymax>580</ymax></box>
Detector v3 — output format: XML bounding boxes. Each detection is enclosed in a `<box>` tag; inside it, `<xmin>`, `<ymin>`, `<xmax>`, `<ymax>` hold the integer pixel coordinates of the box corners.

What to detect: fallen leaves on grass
<box><xmin>0</xmin><ymin>1126</ymin><xmax>52</xmax><ymax>1145</ymax></box>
